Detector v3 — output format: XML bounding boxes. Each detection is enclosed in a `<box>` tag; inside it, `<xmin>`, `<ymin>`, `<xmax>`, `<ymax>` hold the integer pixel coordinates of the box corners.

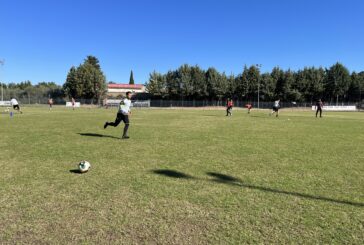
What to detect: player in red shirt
<box><xmin>226</xmin><ymin>99</ymin><xmax>233</xmax><ymax>116</ymax></box>
<box><xmin>245</xmin><ymin>103</ymin><xmax>252</xmax><ymax>114</ymax></box>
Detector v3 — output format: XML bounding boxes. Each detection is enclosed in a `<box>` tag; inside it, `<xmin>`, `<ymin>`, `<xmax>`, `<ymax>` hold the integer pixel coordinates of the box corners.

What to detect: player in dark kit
<box><xmin>226</xmin><ymin>99</ymin><xmax>233</xmax><ymax>116</ymax></box>
<box><xmin>104</xmin><ymin>91</ymin><xmax>132</xmax><ymax>139</ymax></box>
<box><xmin>316</xmin><ymin>99</ymin><xmax>323</xmax><ymax>118</ymax></box>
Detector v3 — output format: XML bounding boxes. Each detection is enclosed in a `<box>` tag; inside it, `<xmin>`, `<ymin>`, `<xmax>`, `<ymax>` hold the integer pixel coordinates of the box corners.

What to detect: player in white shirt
<box><xmin>10</xmin><ymin>98</ymin><xmax>22</xmax><ymax>114</ymax></box>
<box><xmin>104</xmin><ymin>91</ymin><xmax>132</xmax><ymax>139</ymax></box>
<box><xmin>270</xmin><ymin>99</ymin><xmax>280</xmax><ymax>117</ymax></box>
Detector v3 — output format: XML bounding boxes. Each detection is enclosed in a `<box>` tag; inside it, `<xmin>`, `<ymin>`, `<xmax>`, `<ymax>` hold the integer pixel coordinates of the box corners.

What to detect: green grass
<box><xmin>0</xmin><ymin>107</ymin><xmax>363</xmax><ymax>244</ymax></box>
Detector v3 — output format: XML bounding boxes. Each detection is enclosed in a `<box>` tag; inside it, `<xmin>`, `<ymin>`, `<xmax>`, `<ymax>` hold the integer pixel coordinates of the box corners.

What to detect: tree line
<box><xmin>0</xmin><ymin>81</ymin><xmax>64</xmax><ymax>103</ymax></box>
<box><xmin>1</xmin><ymin>57</ymin><xmax>363</xmax><ymax>104</ymax></box>
<box><xmin>0</xmin><ymin>56</ymin><xmax>108</xmax><ymax>104</ymax></box>
<box><xmin>146</xmin><ymin>63</ymin><xmax>364</xmax><ymax>103</ymax></box>
<box><xmin>0</xmin><ymin>56</ymin><xmax>137</xmax><ymax>104</ymax></box>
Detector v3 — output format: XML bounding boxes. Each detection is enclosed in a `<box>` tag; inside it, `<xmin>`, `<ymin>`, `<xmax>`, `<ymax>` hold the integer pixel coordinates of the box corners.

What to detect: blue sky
<box><xmin>0</xmin><ymin>0</ymin><xmax>363</xmax><ymax>85</ymax></box>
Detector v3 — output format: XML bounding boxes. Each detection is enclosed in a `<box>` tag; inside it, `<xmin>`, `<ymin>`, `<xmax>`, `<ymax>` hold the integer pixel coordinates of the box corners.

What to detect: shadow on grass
<box><xmin>249</xmin><ymin>114</ymin><xmax>269</xmax><ymax>118</ymax></box>
<box><xmin>207</xmin><ymin>172</ymin><xmax>364</xmax><ymax>207</ymax></box>
<box><xmin>69</xmin><ymin>169</ymin><xmax>83</xmax><ymax>174</ymax></box>
<box><xmin>78</xmin><ymin>133</ymin><xmax>120</xmax><ymax>140</ymax></box>
<box><xmin>152</xmin><ymin>169</ymin><xmax>194</xmax><ymax>179</ymax></box>
<box><xmin>151</xmin><ymin>169</ymin><xmax>364</xmax><ymax>207</ymax></box>
<box><xmin>207</xmin><ymin>172</ymin><xmax>241</xmax><ymax>182</ymax></box>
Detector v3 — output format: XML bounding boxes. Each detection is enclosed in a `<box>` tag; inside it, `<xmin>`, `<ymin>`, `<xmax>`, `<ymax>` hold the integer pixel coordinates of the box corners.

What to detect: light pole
<box><xmin>0</xmin><ymin>59</ymin><xmax>4</xmax><ymax>101</ymax></box>
<box><xmin>255</xmin><ymin>64</ymin><xmax>262</xmax><ymax>109</ymax></box>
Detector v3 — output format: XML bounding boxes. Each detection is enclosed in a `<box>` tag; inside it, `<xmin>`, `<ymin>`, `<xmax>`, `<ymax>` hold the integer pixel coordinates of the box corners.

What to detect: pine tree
<box><xmin>63</xmin><ymin>67</ymin><xmax>78</xmax><ymax>98</ymax></box>
<box><xmin>63</xmin><ymin>56</ymin><xmax>107</xmax><ymax>101</ymax></box>
<box><xmin>129</xmin><ymin>70</ymin><xmax>135</xmax><ymax>85</ymax></box>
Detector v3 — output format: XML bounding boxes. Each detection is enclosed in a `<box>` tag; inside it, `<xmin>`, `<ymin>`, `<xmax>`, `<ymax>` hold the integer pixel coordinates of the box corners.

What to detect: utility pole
<box><xmin>255</xmin><ymin>64</ymin><xmax>262</xmax><ymax>109</ymax></box>
<box><xmin>0</xmin><ymin>59</ymin><xmax>4</xmax><ymax>101</ymax></box>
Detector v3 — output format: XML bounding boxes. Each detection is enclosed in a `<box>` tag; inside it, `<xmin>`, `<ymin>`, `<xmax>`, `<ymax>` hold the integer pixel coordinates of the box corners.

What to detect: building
<box><xmin>107</xmin><ymin>83</ymin><xmax>146</xmax><ymax>98</ymax></box>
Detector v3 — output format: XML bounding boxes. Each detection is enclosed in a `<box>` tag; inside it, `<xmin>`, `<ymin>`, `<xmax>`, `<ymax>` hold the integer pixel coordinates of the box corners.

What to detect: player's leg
<box><xmin>319</xmin><ymin>108</ymin><xmax>322</xmax><ymax>117</ymax></box>
<box><xmin>14</xmin><ymin>105</ymin><xmax>22</xmax><ymax>113</ymax></box>
<box><xmin>104</xmin><ymin>113</ymin><xmax>122</xmax><ymax>128</ymax></box>
<box><xmin>122</xmin><ymin>115</ymin><xmax>130</xmax><ymax>139</ymax></box>
<box><xmin>111</xmin><ymin>114</ymin><xmax>123</xmax><ymax>127</ymax></box>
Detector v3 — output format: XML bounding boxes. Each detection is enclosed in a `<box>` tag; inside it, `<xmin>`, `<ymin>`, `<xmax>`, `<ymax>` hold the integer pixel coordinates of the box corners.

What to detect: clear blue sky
<box><xmin>0</xmin><ymin>0</ymin><xmax>363</xmax><ymax>85</ymax></box>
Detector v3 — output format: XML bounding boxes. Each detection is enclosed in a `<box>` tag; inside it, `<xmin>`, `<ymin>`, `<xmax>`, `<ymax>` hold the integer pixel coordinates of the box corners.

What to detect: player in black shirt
<box><xmin>316</xmin><ymin>99</ymin><xmax>323</xmax><ymax>118</ymax></box>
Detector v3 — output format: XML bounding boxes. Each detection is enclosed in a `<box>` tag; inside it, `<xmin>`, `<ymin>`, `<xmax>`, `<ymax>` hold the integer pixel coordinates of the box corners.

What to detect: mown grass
<box><xmin>0</xmin><ymin>107</ymin><xmax>363</xmax><ymax>244</ymax></box>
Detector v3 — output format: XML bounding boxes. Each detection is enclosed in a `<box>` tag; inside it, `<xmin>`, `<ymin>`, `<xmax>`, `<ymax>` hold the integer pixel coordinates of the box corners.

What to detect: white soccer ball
<box><xmin>78</xmin><ymin>160</ymin><xmax>91</xmax><ymax>173</ymax></box>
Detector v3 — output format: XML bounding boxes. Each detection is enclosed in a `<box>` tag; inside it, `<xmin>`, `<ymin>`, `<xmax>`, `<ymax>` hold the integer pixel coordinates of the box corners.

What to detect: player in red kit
<box><xmin>226</xmin><ymin>99</ymin><xmax>233</xmax><ymax>116</ymax></box>
<box><xmin>245</xmin><ymin>103</ymin><xmax>252</xmax><ymax>114</ymax></box>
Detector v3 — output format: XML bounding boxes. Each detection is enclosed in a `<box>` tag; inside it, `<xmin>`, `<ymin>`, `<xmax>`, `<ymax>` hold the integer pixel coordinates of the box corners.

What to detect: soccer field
<box><xmin>0</xmin><ymin>107</ymin><xmax>363</xmax><ymax>244</ymax></box>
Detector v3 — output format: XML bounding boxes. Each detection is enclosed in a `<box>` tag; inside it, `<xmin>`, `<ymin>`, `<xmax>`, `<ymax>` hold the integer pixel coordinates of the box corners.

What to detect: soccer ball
<box><xmin>78</xmin><ymin>160</ymin><xmax>91</xmax><ymax>173</ymax></box>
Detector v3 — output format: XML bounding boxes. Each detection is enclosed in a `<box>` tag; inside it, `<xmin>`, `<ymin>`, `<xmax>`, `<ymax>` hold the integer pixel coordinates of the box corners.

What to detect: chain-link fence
<box><xmin>148</xmin><ymin>100</ymin><xmax>361</xmax><ymax>109</ymax></box>
<box><xmin>0</xmin><ymin>96</ymin><xmax>100</xmax><ymax>106</ymax></box>
<box><xmin>0</xmin><ymin>94</ymin><xmax>362</xmax><ymax>110</ymax></box>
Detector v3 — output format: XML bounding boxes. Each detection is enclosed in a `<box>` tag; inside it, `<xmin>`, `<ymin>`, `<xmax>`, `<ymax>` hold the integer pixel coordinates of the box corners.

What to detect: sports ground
<box><xmin>0</xmin><ymin>107</ymin><xmax>363</xmax><ymax>244</ymax></box>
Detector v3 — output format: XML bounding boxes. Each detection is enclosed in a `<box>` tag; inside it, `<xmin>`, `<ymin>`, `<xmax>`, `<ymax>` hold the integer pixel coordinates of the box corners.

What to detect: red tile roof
<box><xmin>108</xmin><ymin>84</ymin><xmax>144</xmax><ymax>89</ymax></box>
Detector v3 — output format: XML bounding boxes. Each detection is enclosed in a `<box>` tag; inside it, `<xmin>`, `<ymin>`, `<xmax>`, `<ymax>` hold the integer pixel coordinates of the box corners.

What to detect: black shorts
<box><xmin>13</xmin><ymin>105</ymin><xmax>20</xmax><ymax>110</ymax></box>
<box><xmin>273</xmin><ymin>106</ymin><xmax>279</xmax><ymax>112</ymax></box>
<box><xmin>116</xmin><ymin>113</ymin><xmax>129</xmax><ymax>124</ymax></box>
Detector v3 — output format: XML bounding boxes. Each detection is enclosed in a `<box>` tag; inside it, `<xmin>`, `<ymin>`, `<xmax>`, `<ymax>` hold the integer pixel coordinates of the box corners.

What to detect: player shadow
<box><xmin>77</xmin><ymin>133</ymin><xmax>120</xmax><ymax>140</ymax></box>
<box><xmin>249</xmin><ymin>114</ymin><xmax>269</xmax><ymax>118</ymax></box>
<box><xmin>207</xmin><ymin>172</ymin><xmax>241</xmax><ymax>182</ymax></box>
<box><xmin>151</xmin><ymin>169</ymin><xmax>364</xmax><ymax>207</ymax></box>
<box><xmin>152</xmin><ymin>169</ymin><xmax>194</xmax><ymax>179</ymax></box>
<box><xmin>206</xmin><ymin>172</ymin><xmax>364</xmax><ymax>207</ymax></box>
<box><xmin>69</xmin><ymin>169</ymin><xmax>83</xmax><ymax>174</ymax></box>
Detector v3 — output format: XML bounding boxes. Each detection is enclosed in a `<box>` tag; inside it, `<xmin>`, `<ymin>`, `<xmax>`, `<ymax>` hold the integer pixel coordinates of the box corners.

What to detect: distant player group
<box><xmin>225</xmin><ymin>98</ymin><xmax>324</xmax><ymax>118</ymax></box>
<box><xmin>226</xmin><ymin>99</ymin><xmax>252</xmax><ymax>116</ymax></box>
